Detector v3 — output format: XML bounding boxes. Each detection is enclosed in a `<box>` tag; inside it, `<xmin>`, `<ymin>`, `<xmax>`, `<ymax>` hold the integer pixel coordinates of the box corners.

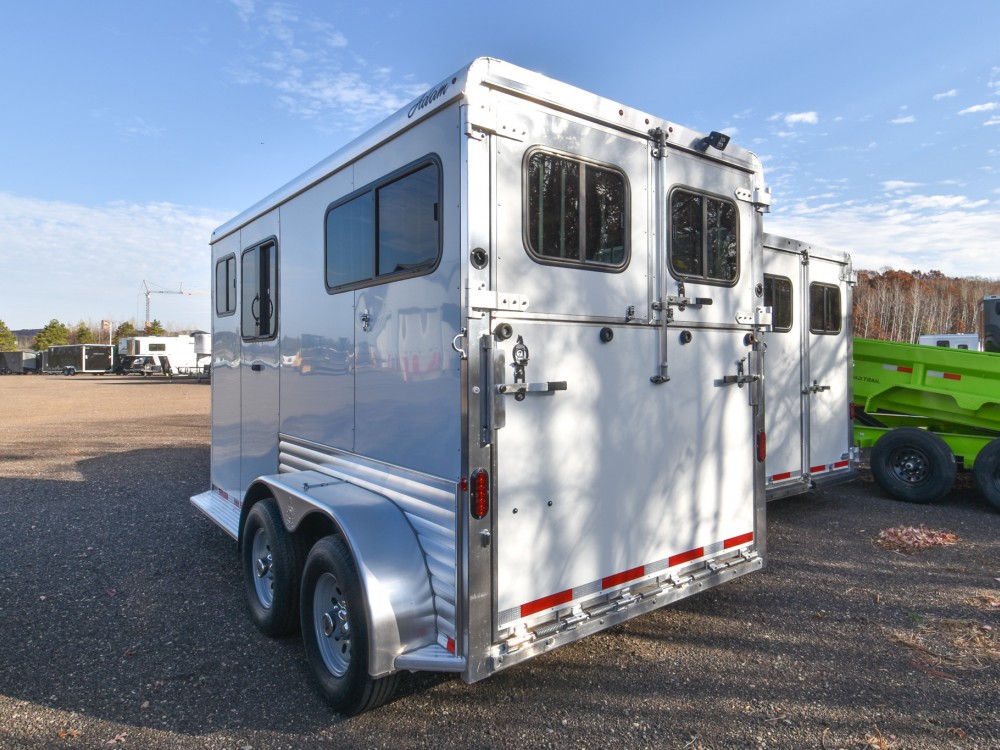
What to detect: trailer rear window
<box><xmin>669</xmin><ymin>189</ymin><xmax>738</xmax><ymax>285</ymax></box>
<box><xmin>525</xmin><ymin>150</ymin><xmax>628</xmax><ymax>269</ymax></box>
<box><xmin>809</xmin><ymin>282</ymin><xmax>841</xmax><ymax>335</ymax></box>
<box><xmin>326</xmin><ymin>159</ymin><xmax>441</xmax><ymax>291</ymax></box>
<box><xmin>763</xmin><ymin>274</ymin><xmax>793</xmax><ymax>332</ymax></box>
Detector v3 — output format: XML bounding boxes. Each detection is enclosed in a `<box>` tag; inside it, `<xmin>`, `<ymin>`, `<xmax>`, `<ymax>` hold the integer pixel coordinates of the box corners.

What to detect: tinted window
<box><xmin>326</xmin><ymin>160</ymin><xmax>440</xmax><ymax>291</ymax></box>
<box><xmin>809</xmin><ymin>282</ymin><xmax>841</xmax><ymax>334</ymax></box>
<box><xmin>763</xmin><ymin>274</ymin><xmax>793</xmax><ymax>332</ymax></box>
<box><xmin>526</xmin><ymin>151</ymin><xmax>627</xmax><ymax>268</ymax></box>
<box><xmin>669</xmin><ymin>189</ymin><xmax>738</xmax><ymax>284</ymax></box>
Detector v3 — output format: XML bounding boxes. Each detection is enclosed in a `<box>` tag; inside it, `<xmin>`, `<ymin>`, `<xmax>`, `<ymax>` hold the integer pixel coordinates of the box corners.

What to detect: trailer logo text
<box><xmin>408</xmin><ymin>82</ymin><xmax>449</xmax><ymax>118</ymax></box>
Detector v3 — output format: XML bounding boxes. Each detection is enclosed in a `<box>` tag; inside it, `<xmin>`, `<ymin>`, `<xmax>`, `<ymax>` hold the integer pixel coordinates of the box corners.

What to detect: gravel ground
<box><xmin>0</xmin><ymin>375</ymin><xmax>997</xmax><ymax>749</ymax></box>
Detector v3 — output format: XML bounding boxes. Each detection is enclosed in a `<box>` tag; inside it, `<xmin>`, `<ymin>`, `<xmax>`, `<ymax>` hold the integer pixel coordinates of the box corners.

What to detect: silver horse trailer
<box><xmin>192</xmin><ymin>58</ymin><xmax>773</xmax><ymax>714</ymax></box>
<box><xmin>762</xmin><ymin>234</ymin><xmax>857</xmax><ymax>500</ymax></box>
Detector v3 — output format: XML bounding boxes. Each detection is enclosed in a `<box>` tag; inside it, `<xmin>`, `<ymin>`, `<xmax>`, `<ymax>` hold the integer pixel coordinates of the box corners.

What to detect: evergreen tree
<box><xmin>0</xmin><ymin>320</ymin><xmax>16</xmax><ymax>351</ymax></box>
<box><xmin>33</xmin><ymin>319</ymin><xmax>70</xmax><ymax>350</ymax></box>
<box><xmin>145</xmin><ymin>319</ymin><xmax>167</xmax><ymax>336</ymax></box>
<box><xmin>75</xmin><ymin>322</ymin><xmax>97</xmax><ymax>344</ymax></box>
<box><xmin>114</xmin><ymin>321</ymin><xmax>139</xmax><ymax>346</ymax></box>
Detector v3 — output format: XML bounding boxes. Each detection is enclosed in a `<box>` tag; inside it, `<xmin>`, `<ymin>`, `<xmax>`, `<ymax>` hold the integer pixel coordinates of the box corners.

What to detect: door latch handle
<box><xmin>497</xmin><ymin>381</ymin><xmax>568</xmax><ymax>397</ymax></box>
<box><xmin>804</xmin><ymin>380</ymin><xmax>831</xmax><ymax>394</ymax></box>
<box><xmin>722</xmin><ymin>357</ymin><xmax>758</xmax><ymax>388</ymax></box>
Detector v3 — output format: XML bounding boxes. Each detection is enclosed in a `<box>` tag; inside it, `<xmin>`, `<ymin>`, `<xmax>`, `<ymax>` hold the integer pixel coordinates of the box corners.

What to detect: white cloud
<box><xmin>769</xmin><ymin>195</ymin><xmax>1000</xmax><ymax>277</ymax></box>
<box><xmin>882</xmin><ymin>180</ymin><xmax>921</xmax><ymax>193</ymax></box>
<box><xmin>985</xmin><ymin>116</ymin><xmax>1000</xmax><ymax>127</ymax></box>
<box><xmin>228</xmin><ymin>2</ymin><xmax>428</xmax><ymax>131</ymax></box>
<box><xmin>890</xmin><ymin>115</ymin><xmax>916</xmax><ymax>124</ymax></box>
<box><xmin>784</xmin><ymin>111</ymin><xmax>818</xmax><ymax>125</ymax></box>
<box><xmin>0</xmin><ymin>192</ymin><xmax>222</xmax><ymax>330</ymax></box>
<box><xmin>118</xmin><ymin>116</ymin><xmax>163</xmax><ymax>138</ymax></box>
<box><xmin>958</xmin><ymin>102</ymin><xmax>999</xmax><ymax>115</ymax></box>
<box><xmin>933</xmin><ymin>89</ymin><xmax>958</xmax><ymax>100</ymax></box>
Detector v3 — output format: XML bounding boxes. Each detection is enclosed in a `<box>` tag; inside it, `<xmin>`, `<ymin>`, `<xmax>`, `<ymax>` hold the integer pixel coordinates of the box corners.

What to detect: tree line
<box><xmin>853</xmin><ymin>269</ymin><xmax>1000</xmax><ymax>343</ymax></box>
<box><xmin>0</xmin><ymin>319</ymin><xmax>168</xmax><ymax>352</ymax></box>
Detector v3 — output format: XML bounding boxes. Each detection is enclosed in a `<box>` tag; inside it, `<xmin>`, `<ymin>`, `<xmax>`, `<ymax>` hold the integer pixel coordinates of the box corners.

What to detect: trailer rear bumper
<box><xmin>484</xmin><ymin>548</ymin><xmax>762</xmax><ymax>678</ymax></box>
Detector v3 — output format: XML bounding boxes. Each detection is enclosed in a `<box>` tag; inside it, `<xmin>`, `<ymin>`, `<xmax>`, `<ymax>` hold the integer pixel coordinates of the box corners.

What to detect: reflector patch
<box><xmin>811</xmin><ymin>460</ymin><xmax>852</xmax><ymax>475</ymax></box>
<box><xmin>882</xmin><ymin>364</ymin><xmax>913</xmax><ymax>373</ymax></box>
<box><xmin>506</xmin><ymin>531</ymin><xmax>754</xmax><ymax>625</ymax></box>
<box><xmin>928</xmin><ymin>370</ymin><xmax>961</xmax><ymax>380</ymax></box>
<box><xmin>767</xmin><ymin>470</ymin><xmax>802</xmax><ymax>484</ymax></box>
<box><xmin>602</xmin><ymin>566</ymin><xmax>644</xmax><ymax>589</ymax></box>
<box><xmin>725</xmin><ymin>531</ymin><xmax>754</xmax><ymax>548</ymax></box>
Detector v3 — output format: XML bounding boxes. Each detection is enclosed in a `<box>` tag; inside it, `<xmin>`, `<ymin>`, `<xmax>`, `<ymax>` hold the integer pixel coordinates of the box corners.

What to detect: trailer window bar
<box><xmin>763</xmin><ymin>274</ymin><xmax>793</xmax><ymax>333</ymax></box>
<box><xmin>523</xmin><ymin>149</ymin><xmax>628</xmax><ymax>271</ymax></box>
<box><xmin>668</xmin><ymin>188</ymin><xmax>739</xmax><ymax>286</ymax></box>
<box><xmin>325</xmin><ymin>157</ymin><xmax>442</xmax><ymax>293</ymax></box>
<box><xmin>809</xmin><ymin>282</ymin><xmax>842</xmax><ymax>335</ymax></box>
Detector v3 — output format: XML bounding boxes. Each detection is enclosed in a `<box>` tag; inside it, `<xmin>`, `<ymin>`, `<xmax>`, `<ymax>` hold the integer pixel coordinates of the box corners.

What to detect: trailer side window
<box><xmin>326</xmin><ymin>159</ymin><xmax>441</xmax><ymax>291</ymax></box>
<box><xmin>809</xmin><ymin>282</ymin><xmax>841</xmax><ymax>335</ymax></box>
<box><xmin>215</xmin><ymin>254</ymin><xmax>236</xmax><ymax>316</ymax></box>
<box><xmin>669</xmin><ymin>189</ymin><xmax>738</xmax><ymax>285</ymax></box>
<box><xmin>763</xmin><ymin>274</ymin><xmax>793</xmax><ymax>332</ymax></box>
<box><xmin>241</xmin><ymin>239</ymin><xmax>278</xmax><ymax>340</ymax></box>
<box><xmin>525</xmin><ymin>150</ymin><xmax>627</xmax><ymax>269</ymax></box>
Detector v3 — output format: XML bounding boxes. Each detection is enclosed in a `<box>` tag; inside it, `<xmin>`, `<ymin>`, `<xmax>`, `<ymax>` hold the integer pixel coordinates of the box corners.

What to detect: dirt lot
<box><xmin>0</xmin><ymin>375</ymin><xmax>997</xmax><ymax>749</ymax></box>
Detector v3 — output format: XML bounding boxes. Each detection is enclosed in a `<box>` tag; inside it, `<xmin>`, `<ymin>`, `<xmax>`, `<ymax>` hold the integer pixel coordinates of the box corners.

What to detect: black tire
<box><xmin>241</xmin><ymin>500</ymin><xmax>304</xmax><ymax>637</ymax></box>
<box><xmin>973</xmin><ymin>438</ymin><xmax>1000</xmax><ymax>511</ymax></box>
<box><xmin>870</xmin><ymin>427</ymin><xmax>956</xmax><ymax>504</ymax></box>
<box><xmin>300</xmin><ymin>535</ymin><xmax>399</xmax><ymax>715</ymax></box>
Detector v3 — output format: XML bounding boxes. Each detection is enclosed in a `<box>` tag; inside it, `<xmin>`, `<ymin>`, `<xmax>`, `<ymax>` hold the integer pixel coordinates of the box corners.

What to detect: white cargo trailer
<box><xmin>917</xmin><ymin>333</ymin><xmax>980</xmax><ymax>350</ymax></box>
<box><xmin>762</xmin><ymin>234</ymin><xmax>856</xmax><ymax>499</ymax></box>
<box><xmin>192</xmin><ymin>58</ymin><xmax>773</xmax><ymax>714</ymax></box>
<box><xmin>118</xmin><ymin>334</ymin><xmax>211</xmax><ymax>375</ymax></box>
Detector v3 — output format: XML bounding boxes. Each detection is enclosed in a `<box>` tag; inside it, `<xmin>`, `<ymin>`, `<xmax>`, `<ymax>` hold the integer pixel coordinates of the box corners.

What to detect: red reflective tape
<box><xmin>833</xmin><ymin>460</ymin><xmax>850</xmax><ymax>469</ymax></box>
<box><xmin>810</xmin><ymin>464</ymin><xmax>827</xmax><ymax>474</ymax></box>
<box><xmin>898</xmin><ymin>366</ymin><xmax>913</xmax><ymax>373</ymax></box>
<box><xmin>669</xmin><ymin>547</ymin><xmax>704</xmax><ymax>567</ymax></box>
<box><xmin>724</xmin><ymin>531</ymin><xmax>754</xmax><ymax>549</ymax></box>
<box><xmin>943</xmin><ymin>372</ymin><xmax>960</xmax><ymax>380</ymax></box>
<box><xmin>771</xmin><ymin>471</ymin><xmax>792</xmax><ymax>481</ymax></box>
<box><xmin>602</xmin><ymin>565</ymin><xmax>645</xmax><ymax>589</ymax></box>
<box><xmin>521</xmin><ymin>589</ymin><xmax>573</xmax><ymax>618</ymax></box>
<box><xmin>446</xmin><ymin>637</ymin><xmax>455</xmax><ymax>654</ymax></box>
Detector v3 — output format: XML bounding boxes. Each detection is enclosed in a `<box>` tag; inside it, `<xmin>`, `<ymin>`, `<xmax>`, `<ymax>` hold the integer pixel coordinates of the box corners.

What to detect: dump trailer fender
<box><xmin>251</xmin><ymin>471</ymin><xmax>439</xmax><ymax>678</ymax></box>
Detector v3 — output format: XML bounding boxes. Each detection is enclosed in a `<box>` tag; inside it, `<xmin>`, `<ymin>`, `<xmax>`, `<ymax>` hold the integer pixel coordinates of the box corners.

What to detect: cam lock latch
<box><xmin>722</xmin><ymin>357</ymin><xmax>759</xmax><ymax>388</ymax></box>
<box><xmin>804</xmin><ymin>380</ymin><xmax>831</xmax><ymax>394</ymax></box>
<box><xmin>497</xmin><ymin>335</ymin><xmax>567</xmax><ymax>400</ymax></box>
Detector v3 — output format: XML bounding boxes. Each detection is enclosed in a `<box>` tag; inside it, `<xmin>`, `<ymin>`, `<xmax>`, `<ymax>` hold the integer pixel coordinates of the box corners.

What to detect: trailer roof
<box><xmin>212</xmin><ymin>57</ymin><xmax>763</xmax><ymax>244</ymax></box>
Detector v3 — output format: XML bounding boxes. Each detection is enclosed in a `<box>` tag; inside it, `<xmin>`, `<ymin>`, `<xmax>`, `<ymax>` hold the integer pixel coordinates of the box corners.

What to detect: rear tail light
<box><xmin>756</xmin><ymin>430</ymin><xmax>766</xmax><ymax>463</ymax></box>
<box><xmin>470</xmin><ymin>468</ymin><xmax>490</xmax><ymax>519</ymax></box>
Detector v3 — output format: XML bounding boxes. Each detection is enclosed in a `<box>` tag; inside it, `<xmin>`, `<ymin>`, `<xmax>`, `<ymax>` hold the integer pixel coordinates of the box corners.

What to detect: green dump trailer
<box><xmin>852</xmin><ymin>337</ymin><xmax>1000</xmax><ymax>509</ymax></box>
<box><xmin>852</xmin><ymin>339</ymin><xmax>1000</xmax><ymax>510</ymax></box>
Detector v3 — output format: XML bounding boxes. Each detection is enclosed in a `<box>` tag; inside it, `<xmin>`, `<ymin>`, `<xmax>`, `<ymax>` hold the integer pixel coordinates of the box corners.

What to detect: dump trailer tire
<box><xmin>870</xmin><ymin>428</ymin><xmax>956</xmax><ymax>504</ymax></box>
<box><xmin>241</xmin><ymin>500</ymin><xmax>304</xmax><ymax>637</ymax></box>
<box><xmin>300</xmin><ymin>535</ymin><xmax>399</xmax><ymax>715</ymax></box>
<box><xmin>973</xmin><ymin>438</ymin><xmax>1000</xmax><ymax>511</ymax></box>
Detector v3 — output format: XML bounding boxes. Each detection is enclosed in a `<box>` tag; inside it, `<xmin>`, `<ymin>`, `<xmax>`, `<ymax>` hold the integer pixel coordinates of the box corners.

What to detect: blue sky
<box><xmin>2</xmin><ymin>0</ymin><xmax>999</xmax><ymax>332</ymax></box>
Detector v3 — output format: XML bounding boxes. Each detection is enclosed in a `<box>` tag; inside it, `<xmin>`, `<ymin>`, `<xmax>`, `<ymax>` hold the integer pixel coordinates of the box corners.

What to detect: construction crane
<box><xmin>141</xmin><ymin>281</ymin><xmax>206</xmax><ymax>329</ymax></box>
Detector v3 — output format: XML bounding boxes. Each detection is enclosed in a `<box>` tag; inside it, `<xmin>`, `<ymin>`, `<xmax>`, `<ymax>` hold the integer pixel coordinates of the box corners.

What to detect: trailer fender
<box><xmin>252</xmin><ymin>471</ymin><xmax>438</xmax><ymax>678</ymax></box>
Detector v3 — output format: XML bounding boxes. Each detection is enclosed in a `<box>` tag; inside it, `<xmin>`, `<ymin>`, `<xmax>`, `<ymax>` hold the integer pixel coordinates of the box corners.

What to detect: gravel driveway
<box><xmin>0</xmin><ymin>376</ymin><xmax>997</xmax><ymax>749</ymax></box>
